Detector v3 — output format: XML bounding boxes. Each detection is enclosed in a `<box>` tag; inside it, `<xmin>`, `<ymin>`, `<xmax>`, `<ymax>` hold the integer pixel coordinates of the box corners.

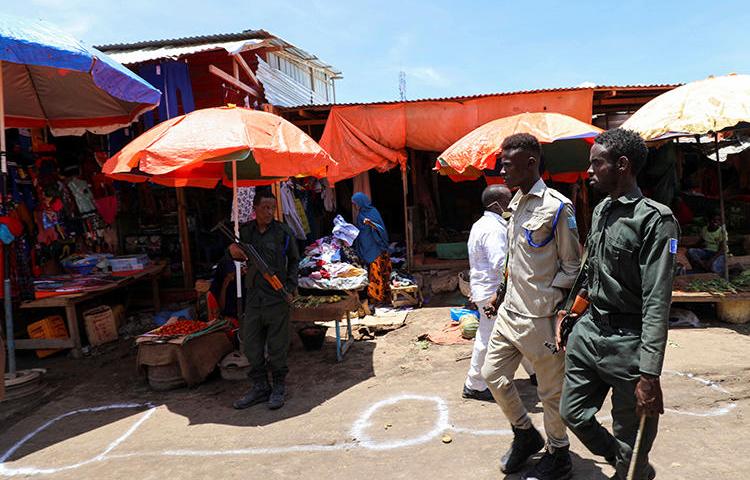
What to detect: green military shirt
<box><xmin>584</xmin><ymin>187</ymin><xmax>680</xmax><ymax>376</ymax></box>
<box><xmin>239</xmin><ymin>219</ymin><xmax>300</xmax><ymax>308</ymax></box>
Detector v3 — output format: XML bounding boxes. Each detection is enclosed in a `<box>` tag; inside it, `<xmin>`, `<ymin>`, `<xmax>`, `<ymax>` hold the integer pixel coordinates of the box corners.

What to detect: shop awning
<box><xmin>319</xmin><ymin>88</ymin><xmax>594</xmax><ymax>183</ymax></box>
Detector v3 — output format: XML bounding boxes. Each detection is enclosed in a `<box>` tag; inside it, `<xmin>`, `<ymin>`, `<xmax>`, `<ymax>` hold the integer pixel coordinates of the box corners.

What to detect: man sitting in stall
<box><xmin>686</xmin><ymin>212</ymin><xmax>726</xmax><ymax>275</ymax></box>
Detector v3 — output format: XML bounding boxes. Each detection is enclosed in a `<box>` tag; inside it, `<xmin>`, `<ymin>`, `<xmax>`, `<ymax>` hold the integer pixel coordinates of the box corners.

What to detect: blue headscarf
<box><xmin>352</xmin><ymin>192</ymin><xmax>389</xmax><ymax>265</ymax></box>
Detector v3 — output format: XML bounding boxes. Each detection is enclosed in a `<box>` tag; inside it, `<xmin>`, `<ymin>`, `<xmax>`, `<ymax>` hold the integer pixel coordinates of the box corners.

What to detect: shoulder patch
<box><xmin>669</xmin><ymin>238</ymin><xmax>678</xmax><ymax>254</ymax></box>
<box><xmin>567</xmin><ymin>215</ymin><xmax>577</xmax><ymax>230</ymax></box>
<box><xmin>642</xmin><ymin>198</ymin><xmax>674</xmax><ymax>217</ymax></box>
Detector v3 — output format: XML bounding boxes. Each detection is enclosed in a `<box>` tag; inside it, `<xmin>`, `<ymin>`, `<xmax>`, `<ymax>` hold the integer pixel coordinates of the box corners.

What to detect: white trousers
<box><xmin>465</xmin><ymin>299</ymin><xmax>534</xmax><ymax>391</ymax></box>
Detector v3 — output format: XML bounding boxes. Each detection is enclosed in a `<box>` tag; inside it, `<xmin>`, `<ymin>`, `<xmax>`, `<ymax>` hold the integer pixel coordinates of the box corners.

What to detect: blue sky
<box><xmin>6</xmin><ymin>0</ymin><xmax>750</xmax><ymax>103</ymax></box>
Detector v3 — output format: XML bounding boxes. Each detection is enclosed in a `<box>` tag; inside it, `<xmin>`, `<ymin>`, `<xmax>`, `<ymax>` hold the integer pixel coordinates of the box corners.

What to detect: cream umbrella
<box><xmin>622</xmin><ymin>74</ymin><xmax>750</xmax><ymax>279</ymax></box>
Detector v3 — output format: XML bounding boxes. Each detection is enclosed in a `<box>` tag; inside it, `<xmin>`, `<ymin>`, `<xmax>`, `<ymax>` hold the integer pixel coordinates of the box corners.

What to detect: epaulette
<box><xmin>547</xmin><ymin>188</ymin><xmax>573</xmax><ymax>205</ymax></box>
<box><xmin>641</xmin><ymin>197</ymin><xmax>674</xmax><ymax>217</ymax></box>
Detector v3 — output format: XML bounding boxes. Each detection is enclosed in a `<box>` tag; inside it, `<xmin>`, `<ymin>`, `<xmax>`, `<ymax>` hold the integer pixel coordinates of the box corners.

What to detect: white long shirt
<box><xmin>468</xmin><ymin>211</ymin><xmax>509</xmax><ymax>302</ymax></box>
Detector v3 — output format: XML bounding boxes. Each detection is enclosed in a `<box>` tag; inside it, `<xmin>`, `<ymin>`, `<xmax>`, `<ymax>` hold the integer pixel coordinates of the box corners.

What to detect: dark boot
<box><xmin>523</xmin><ymin>445</ymin><xmax>573</xmax><ymax>480</ymax></box>
<box><xmin>462</xmin><ymin>385</ymin><xmax>494</xmax><ymax>402</ymax></box>
<box><xmin>267</xmin><ymin>379</ymin><xmax>286</xmax><ymax>410</ymax></box>
<box><xmin>500</xmin><ymin>424</ymin><xmax>545</xmax><ymax>474</ymax></box>
<box><xmin>610</xmin><ymin>462</ymin><xmax>656</xmax><ymax>480</ymax></box>
<box><xmin>233</xmin><ymin>379</ymin><xmax>271</xmax><ymax>410</ymax></box>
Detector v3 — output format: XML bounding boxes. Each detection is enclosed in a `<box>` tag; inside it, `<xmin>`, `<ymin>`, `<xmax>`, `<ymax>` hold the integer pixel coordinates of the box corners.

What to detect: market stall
<box><xmin>18</xmin><ymin>261</ymin><xmax>166</xmax><ymax>358</ymax></box>
<box><xmin>292</xmin><ymin>215</ymin><xmax>368</xmax><ymax>361</ymax></box>
<box><xmin>291</xmin><ymin>292</ymin><xmax>359</xmax><ymax>362</ymax></box>
<box><xmin>136</xmin><ymin>318</ymin><xmax>232</xmax><ymax>390</ymax></box>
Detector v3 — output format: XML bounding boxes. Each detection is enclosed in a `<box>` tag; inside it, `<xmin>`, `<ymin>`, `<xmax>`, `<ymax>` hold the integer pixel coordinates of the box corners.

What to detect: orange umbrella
<box><xmin>103</xmin><ymin>105</ymin><xmax>335</xmax><ymax>185</ymax></box>
<box><xmin>103</xmin><ymin>106</ymin><xmax>336</xmax><ymax>313</ymax></box>
<box><xmin>436</xmin><ymin>112</ymin><xmax>602</xmax><ymax>179</ymax></box>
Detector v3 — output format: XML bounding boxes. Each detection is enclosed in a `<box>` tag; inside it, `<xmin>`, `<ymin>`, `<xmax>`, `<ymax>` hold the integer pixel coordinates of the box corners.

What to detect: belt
<box><xmin>591</xmin><ymin>309</ymin><xmax>642</xmax><ymax>331</ymax></box>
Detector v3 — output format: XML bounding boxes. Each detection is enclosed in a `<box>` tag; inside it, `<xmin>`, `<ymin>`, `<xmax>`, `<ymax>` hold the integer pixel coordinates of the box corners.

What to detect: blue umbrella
<box><xmin>0</xmin><ymin>14</ymin><xmax>161</xmax><ymax>376</ymax></box>
<box><xmin>0</xmin><ymin>13</ymin><xmax>161</xmax><ymax>135</ymax></box>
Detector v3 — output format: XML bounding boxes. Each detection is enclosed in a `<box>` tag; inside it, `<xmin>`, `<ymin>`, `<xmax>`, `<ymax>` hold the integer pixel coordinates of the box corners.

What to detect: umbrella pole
<box><xmin>0</xmin><ymin>60</ymin><xmax>15</xmax><ymax>376</ymax></box>
<box><xmin>232</xmin><ymin>160</ymin><xmax>243</xmax><ymax>321</ymax></box>
<box><xmin>714</xmin><ymin>134</ymin><xmax>730</xmax><ymax>280</ymax></box>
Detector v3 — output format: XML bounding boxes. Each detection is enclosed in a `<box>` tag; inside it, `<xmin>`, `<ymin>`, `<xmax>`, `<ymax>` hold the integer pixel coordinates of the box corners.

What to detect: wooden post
<box><xmin>272</xmin><ymin>182</ymin><xmax>283</xmax><ymax>221</ymax></box>
<box><xmin>714</xmin><ymin>134</ymin><xmax>730</xmax><ymax>280</ymax></box>
<box><xmin>403</xmin><ymin>152</ymin><xmax>413</xmax><ymax>270</ymax></box>
<box><xmin>176</xmin><ymin>189</ymin><xmax>194</xmax><ymax>289</ymax></box>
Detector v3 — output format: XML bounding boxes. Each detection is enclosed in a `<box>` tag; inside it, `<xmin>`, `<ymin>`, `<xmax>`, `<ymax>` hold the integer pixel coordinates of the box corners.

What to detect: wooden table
<box><xmin>290</xmin><ymin>292</ymin><xmax>360</xmax><ymax>362</ymax></box>
<box><xmin>18</xmin><ymin>263</ymin><xmax>166</xmax><ymax>358</ymax></box>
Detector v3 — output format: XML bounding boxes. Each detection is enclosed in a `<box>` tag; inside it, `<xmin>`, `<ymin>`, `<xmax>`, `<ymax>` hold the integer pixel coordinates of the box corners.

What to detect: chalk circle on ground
<box><xmin>350</xmin><ymin>394</ymin><xmax>450</xmax><ymax>450</ymax></box>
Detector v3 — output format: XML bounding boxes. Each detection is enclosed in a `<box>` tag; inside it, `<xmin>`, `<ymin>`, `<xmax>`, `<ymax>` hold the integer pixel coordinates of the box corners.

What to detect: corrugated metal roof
<box><xmin>105</xmin><ymin>39</ymin><xmax>265</xmax><ymax>65</ymax></box>
<box><xmin>96</xmin><ymin>30</ymin><xmax>270</xmax><ymax>50</ymax></box>
<box><xmin>96</xmin><ymin>29</ymin><xmax>341</xmax><ymax>76</ymax></box>
<box><xmin>278</xmin><ymin>83</ymin><xmax>680</xmax><ymax>110</ymax></box>
<box><xmin>278</xmin><ymin>86</ymin><xmax>593</xmax><ymax>110</ymax></box>
<box><xmin>256</xmin><ymin>56</ymin><xmax>328</xmax><ymax>107</ymax></box>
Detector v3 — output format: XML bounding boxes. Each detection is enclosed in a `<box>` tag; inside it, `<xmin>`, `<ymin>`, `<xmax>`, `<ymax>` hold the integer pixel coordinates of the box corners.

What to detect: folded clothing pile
<box><xmin>298</xmin><ymin>235</ymin><xmax>368</xmax><ymax>290</ymax></box>
<box><xmin>390</xmin><ymin>270</ymin><xmax>416</xmax><ymax>288</ymax></box>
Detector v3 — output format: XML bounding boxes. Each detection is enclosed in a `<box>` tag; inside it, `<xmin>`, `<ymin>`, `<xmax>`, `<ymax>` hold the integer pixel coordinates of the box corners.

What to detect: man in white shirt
<box><xmin>464</xmin><ymin>184</ymin><xmax>537</xmax><ymax>400</ymax></box>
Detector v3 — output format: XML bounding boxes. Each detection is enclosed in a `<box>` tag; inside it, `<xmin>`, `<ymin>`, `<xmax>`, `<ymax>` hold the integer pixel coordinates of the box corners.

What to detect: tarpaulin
<box><xmin>320</xmin><ymin>89</ymin><xmax>594</xmax><ymax>183</ymax></box>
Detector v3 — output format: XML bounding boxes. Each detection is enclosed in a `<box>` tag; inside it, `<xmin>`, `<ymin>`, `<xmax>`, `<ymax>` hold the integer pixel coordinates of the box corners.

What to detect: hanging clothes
<box><xmin>322</xmin><ymin>186</ymin><xmax>336</xmax><ymax>212</ymax></box>
<box><xmin>293</xmin><ymin>197</ymin><xmax>311</xmax><ymax>235</ymax></box>
<box><xmin>138</xmin><ymin>61</ymin><xmax>196</xmax><ymax>128</ymax></box>
<box><xmin>231</xmin><ymin>187</ymin><xmax>255</xmax><ymax>224</ymax></box>
<box><xmin>66</xmin><ymin>178</ymin><xmax>97</xmax><ymax>214</ymax></box>
<box><xmin>280</xmin><ymin>182</ymin><xmax>306</xmax><ymax>240</ymax></box>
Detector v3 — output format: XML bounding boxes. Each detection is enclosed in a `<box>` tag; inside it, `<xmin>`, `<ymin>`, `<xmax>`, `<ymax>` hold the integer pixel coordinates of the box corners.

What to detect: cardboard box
<box><xmin>83</xmin><ymin>306</ymin><xmax>118</xmax><ymax>346</ymax></box>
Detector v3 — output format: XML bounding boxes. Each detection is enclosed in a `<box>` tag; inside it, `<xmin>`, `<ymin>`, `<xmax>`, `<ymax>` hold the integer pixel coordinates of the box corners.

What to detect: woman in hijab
<box><xmin>352</xmin><ymin>192</ymin><xmax>391</xmax><ymax>303</ymax></box>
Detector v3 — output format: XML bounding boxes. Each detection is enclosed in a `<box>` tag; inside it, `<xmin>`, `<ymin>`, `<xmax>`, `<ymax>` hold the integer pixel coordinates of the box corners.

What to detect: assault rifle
<box><xmin>212</xmin><ymin>222</ymin><xmax>293</xmax><ymax>304</ymax></box>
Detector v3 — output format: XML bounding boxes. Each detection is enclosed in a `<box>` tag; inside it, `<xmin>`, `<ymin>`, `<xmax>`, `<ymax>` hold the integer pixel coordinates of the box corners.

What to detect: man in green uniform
<box><xmin>559</xmin><ymin>128</ymin><xmax>679</xmax><ymax>479</ymax></box>
<box><xmin>230</xmin><ymin>189</ymin><xmax>299</xmax><ymax>411</ymax></box>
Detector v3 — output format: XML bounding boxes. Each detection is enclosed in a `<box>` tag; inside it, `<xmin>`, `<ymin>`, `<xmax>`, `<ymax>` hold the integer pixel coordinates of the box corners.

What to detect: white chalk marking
<box><xmin>350</xmin><ymin>394</ymin><xmax>450</xmax><ymax>450</ymax></box>
<box><xmin>662</xmin><ymin>370</ymin><xmax>738</xmax><ymax>417</ymax></box>
<box><xmin>0</xmin><ymin>370</ymin><xmax>739</xmax><ymax>476</ymax></box>
<box><xmin>0</xmin><ymin>403</ymin><xmax>155</xmax><ymax>477</ymax></box>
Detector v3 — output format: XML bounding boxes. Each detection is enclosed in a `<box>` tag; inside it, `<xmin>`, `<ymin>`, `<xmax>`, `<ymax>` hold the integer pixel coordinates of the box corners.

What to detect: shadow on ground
<box><xmin>0</xmin><ymin>332</ymin><xmax>376</xmax><ymax>462</ymax></box>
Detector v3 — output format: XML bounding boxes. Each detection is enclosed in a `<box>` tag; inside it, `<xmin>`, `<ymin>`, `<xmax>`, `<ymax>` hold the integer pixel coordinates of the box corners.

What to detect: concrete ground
<box><xmin>1</xmin><ymin>304</ymin><xmax>749</xmax><ymax>480</ymax></box>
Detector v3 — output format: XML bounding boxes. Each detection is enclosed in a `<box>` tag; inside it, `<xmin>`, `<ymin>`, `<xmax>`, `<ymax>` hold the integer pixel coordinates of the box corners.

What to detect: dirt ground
<box><xmin>1</xmin><ymin>303</ymin><xmax>749</xmax><ymax>480</ymax></box>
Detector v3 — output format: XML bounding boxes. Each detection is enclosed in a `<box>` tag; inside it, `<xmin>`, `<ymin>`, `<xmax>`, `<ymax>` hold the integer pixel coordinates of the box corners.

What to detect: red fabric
<box><xmin>320</xmin><ymin>89</ymin><xmax>595</xmax><ymax>184</ymax></box>
<box><xmin>0</xmin><ymin>217</ymin><xmax>23</xmax><ymax>237</ymax></box>
<box><xmin>94</xmin><ymin>196</ymin><xmax>118</xmax><ymax>225</ymax></box>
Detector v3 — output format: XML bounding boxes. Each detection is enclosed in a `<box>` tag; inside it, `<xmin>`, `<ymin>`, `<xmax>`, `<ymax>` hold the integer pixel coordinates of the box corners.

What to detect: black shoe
<box><xmin>523</xmin><ymin>445</ymin><xmax>573</xmax><ymax>480</ymax></box>
<box><xmin>462</xmin><ymin>385</ymin><xmax>494</xmax><ymax>402</ymax></box>
<box><xmin>605</xmin><ymin>454</ymin><xmax>617</xmax><ymax>468</ymax></box>
<box><xmin>233</xmin><ymin>381</ymin><xmax>271</xmax><ymax>409</ymax></box>
<box><xmin>500</xmin><ymin>425</ymin><xmax>545</xmax><ymax>474</ymax></box>
<box><xmin>267</xmin><ymin>381</ymin><xmax>286</xmax><ymax>410</ymax></box>
<box><xmin>529</xmin><ymin>374</ymin><xmax>538</xmax><ymax>386</ymax></box>
<box><xmin>609</xmin><ymin>462</ymin><xmax>656</xmax><ymax>480</ymax></box>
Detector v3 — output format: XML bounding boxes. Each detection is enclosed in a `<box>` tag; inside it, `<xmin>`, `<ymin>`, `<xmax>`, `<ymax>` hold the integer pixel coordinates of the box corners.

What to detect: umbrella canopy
<box><xmin>103</xmin><ymin>106</ymin><xmax>335</xmax><ymax>187</ymax></box>
<box><xmin>621</xmin><ymin>74</ymin><xmax>750</xmax><ymax>281</ymax></box>
<box><xmin>0</xmin><ymin>13</ymin><xmax>161</xmax><ymax>135</ymax></box>
<box><xmin>621</xmin><ymin>74</ymin><xmax>750</xmax><ymax>140</ymax></box>
<box><xmin>436</xmin><ymin>112</ymin><xmax>602</xmax><ymax>179</ymax></box>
